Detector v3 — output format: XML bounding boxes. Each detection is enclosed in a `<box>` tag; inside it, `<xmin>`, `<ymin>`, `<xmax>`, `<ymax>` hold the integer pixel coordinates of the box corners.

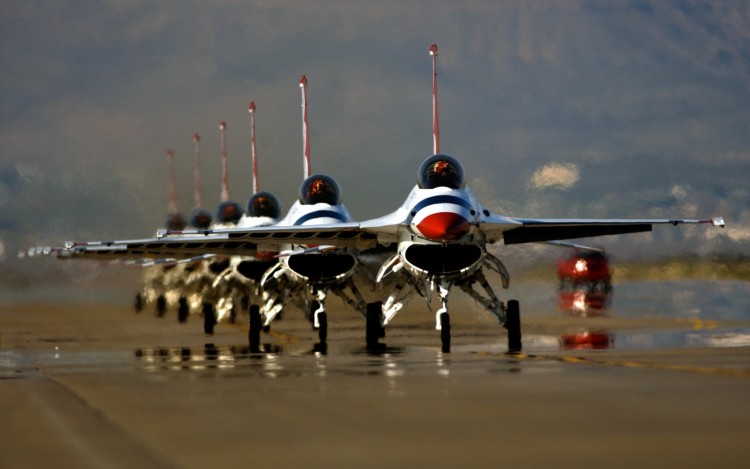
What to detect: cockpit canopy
<box><xmin>418</xmin><ymin>154</ymin><xmax>465</xmax><ymax>190</ymax></box>
<box><xmin>216</xmin><ymin>201</ymin><xmax>243</xmax><ymax>224</ymax></box>
<box><xmin>165</xmin><ymin>212</ymin><xmax>187</xmax><ymax>231</ymax></box>
<box><xmin>299</xmin><ymin>174</ymin><xmax>341</xmax><ymax>205</ymax></box>
<box><xmin>247</xmin><ymin>191</ymin><xmax>282</xmax><ymax>218</ymax></box>
<box><xmin>190</xmin><ymin>208</ymin><xmax>213</xmax><ymax>229</ymax></box>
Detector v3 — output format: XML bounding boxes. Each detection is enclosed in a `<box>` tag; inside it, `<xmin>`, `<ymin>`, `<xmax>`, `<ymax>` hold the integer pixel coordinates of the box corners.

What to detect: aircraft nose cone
<box><xmin>416</xmin><ymin>212</ymin><xmax>471</xmax><ymax>241</ymax></box>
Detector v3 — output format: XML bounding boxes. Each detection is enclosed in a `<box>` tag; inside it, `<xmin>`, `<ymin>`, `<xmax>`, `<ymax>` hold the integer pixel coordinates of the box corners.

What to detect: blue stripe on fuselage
<box><xmin>409</xmin><ymin>195</ymin><xmax>473</xmax><ymax>221</ymax></box>
<box><xmin>294</xmin><ymin>210</ymin><xmax>349</xmax><ymax>226</ymax></box>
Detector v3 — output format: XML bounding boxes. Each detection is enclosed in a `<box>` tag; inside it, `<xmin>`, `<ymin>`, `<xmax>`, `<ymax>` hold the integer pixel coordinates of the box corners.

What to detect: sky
<box><xmin>2</xmin><ymin>0</ymin><xmax>749</xmax><ymax>267</ymax></box>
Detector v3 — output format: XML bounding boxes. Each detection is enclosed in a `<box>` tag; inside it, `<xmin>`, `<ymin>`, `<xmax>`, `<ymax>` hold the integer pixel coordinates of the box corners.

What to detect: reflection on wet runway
<box><xmin>125</xmin><ymin>324</ymin><xmax>750</xmax><ymax>377</ymax></box>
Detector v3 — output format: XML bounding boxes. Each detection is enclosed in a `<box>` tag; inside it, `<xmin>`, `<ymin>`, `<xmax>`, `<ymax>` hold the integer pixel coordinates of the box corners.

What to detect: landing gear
<box><xmin>505</xmin><ymin>299</ymin><xmax>522</xmax><ymax>352</ymax></box>
<box><xmin>156</xmin><ymin>295</ymin><xmax>167</xmax><ymax>317</ymax></box>
<box><xmin>435</xmin><ymin>280</ymin><xmax>452</xmax><ymax>353</ymax></box>
<box><xmin>310</xmin><ymin>293</ymin><xmax>328</xmax><ymax>344</ymax></box>
<box><xmin>248</xmin><ymin>304</ymin><xmax>261</xmax><ymax>351</ymax></box>
<box><xmin>439</xmin><ymin>312</ymin><xmax>450</xmax><ymax>353</ymax></box>
<box><xmin>134</xmin><ymin>293</ymin><xmax>144</xmax><ymax>313</ymax></box>
<box><xmin>177</xmin><ymin>297</ymin><xmax>189</xmax><ymax>323</ymax></box>
<box><xmin>317</xmin><ymin>312</ymin><xmax>328</xmax><ymax>343</ymax></box>
<box><xmin>366</xmin><ymin>302</ymin><xmax>384</xmax><ymax>349</ymax></box>
<box><xmin>202</xmin><ymin>303</ymin><xmax>216</xmax><ymax>335</ymax></box>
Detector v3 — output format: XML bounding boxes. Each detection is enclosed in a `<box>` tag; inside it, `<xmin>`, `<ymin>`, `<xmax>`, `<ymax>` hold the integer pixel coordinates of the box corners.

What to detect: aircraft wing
<box><xmin>58</xmin><ymin>234</ymin><xmax>258</xmax><ymax>261</ymax></box>
<box><xmin>173</xmin><ymin>222</ymin><xmax>378</xmax><ymax>249</ymax></box>
<box><xmin>46</xmin><ymin>222</ymin><xmax>379</xmax><ymax>262</ymax></box>
<box><xmin>482</xmin><ymin>215</ymin><xmax>725</xmax><ymax>245</ymax></box>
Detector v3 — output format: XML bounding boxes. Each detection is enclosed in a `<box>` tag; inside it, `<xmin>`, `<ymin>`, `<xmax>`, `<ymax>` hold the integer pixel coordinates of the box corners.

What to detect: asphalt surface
<box><xmin>2</xmin><ymin>285</ymin><xmax>750</xmax><ymax>468</ymax></box>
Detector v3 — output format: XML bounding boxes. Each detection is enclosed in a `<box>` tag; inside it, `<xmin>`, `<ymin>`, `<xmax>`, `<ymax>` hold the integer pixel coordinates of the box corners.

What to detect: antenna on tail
<box><xmin>248</xmin><ymin>101</ymin><xmax>259</xmax><ymax>194</ymax></box>
<box><xmin>300</xmin><ymin>75</ymin><xmax>311</xmax><ymax>179</ymax></box>
<box><xmin>429</xmin><ymin>43</ymin><xmax>440</xmax><ymax>154</ymax></box>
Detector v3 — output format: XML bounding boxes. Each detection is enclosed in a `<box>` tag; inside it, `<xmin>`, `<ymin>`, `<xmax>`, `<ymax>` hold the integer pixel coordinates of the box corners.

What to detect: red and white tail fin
<box><xmin>165</xmin><ymin>149</ymin><xmax>178</xmax><ymax>214</ymax></box>
<box><xmin>429</xmin><ymin>43</ymin><xmax>440</xmax><ymax>155</ymax></box>
<box><xmin>248</xmin><ymin>101</ymin><xmax>259</xmax><ymax>194</ymax></box>
<box><xmin>192</xmin><ymin>132</ymin><xmax>203</xmax><ymax>208</ymax></box>
<box><xmin>300</xmin><ymin>74</ymin><xmax>311</xmax><ymax>180</ymax></box>
<box><xmin>219</xmin><ymin>121</ymin><xmax>230</xmax><ymax>202</ymax></box>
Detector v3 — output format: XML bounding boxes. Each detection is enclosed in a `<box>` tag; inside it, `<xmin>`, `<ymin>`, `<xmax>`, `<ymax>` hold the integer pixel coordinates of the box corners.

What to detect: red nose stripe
<box><xmin>417</xmin><ymin>212</ymin><xmax>470</xmax><ymax>240</ymax></box>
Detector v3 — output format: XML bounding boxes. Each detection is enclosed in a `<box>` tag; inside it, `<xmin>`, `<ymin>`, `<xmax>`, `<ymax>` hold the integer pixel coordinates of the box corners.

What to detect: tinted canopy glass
<box><xmin>299</xmin><ymin>174</ymin><xmax>341</xmax><ymax>205</ymax></box>
<box><xmin>418</xmin><ymin>154</ymin><xmax>465</xmax><ymax>189</ymax></box>
<box><xmin>247</xmin><ymin>191</ymin><xmax>282</xmax><ymax>218</ymax></box>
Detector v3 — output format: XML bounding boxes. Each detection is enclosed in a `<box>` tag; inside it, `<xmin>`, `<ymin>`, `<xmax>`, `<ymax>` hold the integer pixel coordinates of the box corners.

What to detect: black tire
<box><xmin>177</xmin><ymin>297</ymin><xmax>189</xmax><ymax>323</ymax></box>
<box><xmin>440</xmin><ymin>312</ymin><xmax>451</xmax><ymax>353</ymax></box>
<box><xmin>134</xmin><ymin>293</ymin><xmax>144</xmax><ymax>313</ymax></box>
<box><xmin>366</xmin><ymin>302</ymin><xmax>383</xmax><ymax>348</ymax></box>
<box><xmin>248</xmin><ymin>304</ymin><xmax>261</xmax><ymax>351</ymax></box>
<box><xmin>317</xmin><ymin>312</ymin><xmax>328</xmax><ymax>343</ymax></box>
<box><xmin>228</xmin><ymin>303</ymin><xmax>237</xmax><ymax>324</ymax></box>
<box><xmin>156</xmin><ymin>295</ymin><xmax>167</xmax><ymax>317</ymax></box>
<box><xmin>203</xmin><ymin>303</ymin><xmax>216</xmax><ymax>335</ymax></box>
<box><xmin>505</xmin><ymin>299</ymin><xmax>522</xmax><ymax>352</ymax></box>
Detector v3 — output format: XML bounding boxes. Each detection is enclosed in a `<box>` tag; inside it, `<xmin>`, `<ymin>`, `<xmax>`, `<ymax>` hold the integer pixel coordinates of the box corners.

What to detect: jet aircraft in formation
<box><xmin>29</xmin><ymin>44</ymin><xmax>725</xmax><ymax>353</ymax></box>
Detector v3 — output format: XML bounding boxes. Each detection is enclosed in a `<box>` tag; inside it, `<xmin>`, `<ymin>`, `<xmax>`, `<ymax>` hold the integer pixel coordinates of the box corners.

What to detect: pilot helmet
<box><xmin>190</xmin><ymin>207</ymin><xmax>213</xmax><ymax>229</ymax></box>
<box><xmin>299</xmin><ymin>174</ymin><xmax>341</xmax><ymax>205</ymax></box>
<box><xmin>418</xmin><ymin>154</ymin><xmax>465</xmax><ymax>190</ymax></box>
<box><xmin>247</xmin><ymin>191</ymin><xmax>282</xmax><ymax>218</ymax></box>
<box><xmin>165</xmin><ymin>212</ymin><xmax>187</xmax><ymax>231</ymax></box>
<box><xmin>216</xmin><ymin>200</ymin><xmax>243</xmax><ymax>224</ymax></box>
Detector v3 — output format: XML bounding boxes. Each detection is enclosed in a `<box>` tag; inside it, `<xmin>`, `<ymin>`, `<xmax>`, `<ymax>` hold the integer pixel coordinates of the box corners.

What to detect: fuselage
<box><xmin>263</xmin><ymin>175</ymin><xmax>358</xmax><ymax>287</ymax></box>
<box><xmin>398</xmin><ymin>184</ymin><xmax>487</xmax><ymax>281</ymax></box>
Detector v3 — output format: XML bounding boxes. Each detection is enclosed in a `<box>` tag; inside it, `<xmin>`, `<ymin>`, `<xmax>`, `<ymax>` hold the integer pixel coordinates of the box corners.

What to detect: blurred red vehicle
<box><xmin>557</xmin><ymin>249</ymin><xmax>613</xmax><ymax>315</ymax></box>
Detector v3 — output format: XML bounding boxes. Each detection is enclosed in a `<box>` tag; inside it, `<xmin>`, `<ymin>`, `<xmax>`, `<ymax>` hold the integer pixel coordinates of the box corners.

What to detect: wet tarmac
<box><xmin>2</xmin><ymin>278</ymin><xmax>750</xmax><ymax>467</ymax></box>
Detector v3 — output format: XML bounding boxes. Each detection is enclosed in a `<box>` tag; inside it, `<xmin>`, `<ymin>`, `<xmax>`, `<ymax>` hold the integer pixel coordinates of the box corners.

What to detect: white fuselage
<box><xmin>265</xmin><ymin>200</ymin><xmax>358</xmax><ymax>286</ymax></box>
<box><xmin>372</xmin><ymin>185</ymin><xmax>490</xmax><ymax>283</ymax></box>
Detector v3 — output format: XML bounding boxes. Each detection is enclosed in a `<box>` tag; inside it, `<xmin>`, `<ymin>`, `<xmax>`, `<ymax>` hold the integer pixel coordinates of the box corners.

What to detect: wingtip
<box><xmin>712</xmin><ymin>217</ymin><xmax>725</xmax><ymax>227</ymax></box>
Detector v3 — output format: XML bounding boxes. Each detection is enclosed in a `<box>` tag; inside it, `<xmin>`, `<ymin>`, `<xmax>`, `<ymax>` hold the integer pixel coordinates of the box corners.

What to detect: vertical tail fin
<box><xmin>300</xmin><ymin>74</ymin><xmax>311</xmax><ymax>180</ymax></box>
<box><xmin>429</xmin><ymin>43</ymin><xmax>440</xmax><ymax>155</ymax></box>
<box><xmin>165</xmin><ymin>149</ymin><xmax>178</xmax><ymax>215</ymax></box>
<box><xmin>248</xmin><ymin>101</ymin><xmax>259</xmax><ymax>195</ymax></box>
<box><xmin>219</xmin><ymin>121</ymin><xmax>230</xmax><ymax>202</ymax></box>
<box><xmin>192</xmin><ymin>132</ymin><xmax>203</xmax><ymax>208</ymax></box>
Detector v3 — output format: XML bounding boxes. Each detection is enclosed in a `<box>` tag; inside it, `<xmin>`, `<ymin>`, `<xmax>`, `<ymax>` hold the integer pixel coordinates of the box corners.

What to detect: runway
<box><xmin>2</xmin><ymin>276</ymin><xmax>750</xmax><ymax>468</ymax></box>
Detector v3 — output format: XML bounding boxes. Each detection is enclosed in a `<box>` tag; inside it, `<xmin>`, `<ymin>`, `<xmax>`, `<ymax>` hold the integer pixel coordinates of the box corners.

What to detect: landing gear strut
<box><xmin>248</xmin><ymin>304</ymin><xmax>262</xmax><ymax>351</ymax></box>
<box><xmin>203</xmin><ymin>302</ymin><xmax>216</xmax><ymax>335</ymax></box>
<box><xmin>505</xmin><ymin>299</ymin><xmax>522</xmax><ymax>352</ymax></box>
<box><xmin>366</xmin><ymin>301</ymin><xmax>385</xmax><ymax>349</ymax></box>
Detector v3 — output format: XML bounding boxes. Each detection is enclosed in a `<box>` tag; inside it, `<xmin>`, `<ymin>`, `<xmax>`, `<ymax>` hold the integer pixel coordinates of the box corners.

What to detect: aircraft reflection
<box><xmin>134</xmin><ymin>343</ymin><xmax>468</xmax><ymax>385</ymax></box>
<box><xmin>135</xmin><ymin>343</ymin><xmax>286</xmax><ymax>372</ymax></box>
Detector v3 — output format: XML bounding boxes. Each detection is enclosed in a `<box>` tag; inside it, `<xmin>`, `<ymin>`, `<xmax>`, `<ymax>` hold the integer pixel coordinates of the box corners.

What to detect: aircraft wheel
<box><xmin>177</xmin><ymin>297</ymin><xmax>189</xmax><ymax>323</ymax></box>
<box><xmin>366</xmin><ymin>302</ymin><xmax>383</xmax><ymax>348</ymax></box>
<box><xmin>134</xmin><ymin>293</ymin><xmax>144</xmax><ymax>314</ymax></box>
<box><xmin>156</xmin><ymin>295</ymin><xmax>167</xmax><ymax>317</ymax></box>
<box><xmin>317</xmin><ymin>312</ymin><xmax>328</xmax><ymax>343</ymax></box>
<box><xmin>506</xmin><ymin>299</ymin><xmax>522</xmax><ymax>352</ymax></box>
<box><xmin>203</xmin><ymin>303</ymin><xmax>216</xmax><ymax>335</ymax></box>
<box><xmin>248</xmin><ymin>304</ymin><xmax>262</xmax><ymax>351</ymax></box>
<box><xmin>440</xmin><ymin>312</ymin><xmax>451</xmax><ymax>353</ymax></box>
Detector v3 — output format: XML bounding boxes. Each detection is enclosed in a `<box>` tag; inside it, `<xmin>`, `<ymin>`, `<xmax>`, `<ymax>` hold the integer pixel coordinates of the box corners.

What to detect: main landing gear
<box><xmin>365</xmin><ymin>293</ymin><xmax>522</xmax><ymax>353</ymax></box>
<box><xmin>247</xmin><ymin>297</ymin><xmax>329</xmax><ymax>352</ymax></box>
